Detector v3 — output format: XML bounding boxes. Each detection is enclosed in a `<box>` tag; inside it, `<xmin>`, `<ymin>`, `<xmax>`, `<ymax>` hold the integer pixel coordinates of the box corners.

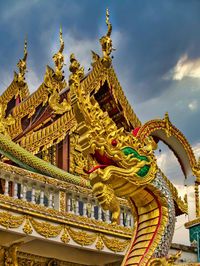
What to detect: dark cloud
<box><xmin>111</xmin><ymin>1</ymin><xmax>200</xmax><ymax>101</ymax></box>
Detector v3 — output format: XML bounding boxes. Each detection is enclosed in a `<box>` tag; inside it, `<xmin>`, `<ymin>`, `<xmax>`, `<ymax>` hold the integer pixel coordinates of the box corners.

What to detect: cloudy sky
<box><xmin>1</xmin><ymin>0</ymin><xmax>200</xmax><ymax>245</ymax></box>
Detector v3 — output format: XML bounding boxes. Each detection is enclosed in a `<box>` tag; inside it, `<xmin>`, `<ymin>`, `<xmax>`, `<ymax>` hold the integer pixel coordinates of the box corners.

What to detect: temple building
<box><xmin>0</xmin><ymin>9</ymin><xmax>199</xmax><ymax>266</ymax></box>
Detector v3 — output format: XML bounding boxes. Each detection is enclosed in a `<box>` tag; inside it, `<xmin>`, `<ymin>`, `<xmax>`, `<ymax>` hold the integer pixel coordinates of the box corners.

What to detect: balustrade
<box><xmin>0</xmin><ymin>172</ymin><xmax>132</xmax><ymax>227</ymax></box>
<box><xmin>65</xmin><ymin>192</ymin><xmax>132</xmax><ymax>227</ymax></box>
<box><xmin>0</xmin><ymin>174</ymin><xmax>57</xmax><ymax>209</ymax></box>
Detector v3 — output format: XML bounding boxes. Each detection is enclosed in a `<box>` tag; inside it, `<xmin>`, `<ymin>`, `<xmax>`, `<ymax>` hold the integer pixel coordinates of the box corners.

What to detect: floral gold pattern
<box><xmin>60</xmin><ymin>226</ymin><xmax>70</xmax><ymax>243</ymax></box>
<box><xmin>0</xmin><ymin>211</ymin><xmax>25</xmax><ymax>229</ymax></box>
<box><xmin>30</xmin><ymin>217</ymin><xmax>63</xmax><ymax>238</ymax></box>
<box><xmin>102</xmin><ymin>234</ymin><xmax>130</xmax><ymax>253</ymax></box>
<box><xmin>23</xmin><ymin>216</ymin><xmax>33</xmax><ymax>234</ymax></box>
<box><xmin>67</xmin><ymin>226</ymin><xmax>97</xmax><ymax>246</ymax></box>
<box><xmin>95</xmin><ymin>234</ymin><xmax>104</xmax><ymax>250</ymax></box>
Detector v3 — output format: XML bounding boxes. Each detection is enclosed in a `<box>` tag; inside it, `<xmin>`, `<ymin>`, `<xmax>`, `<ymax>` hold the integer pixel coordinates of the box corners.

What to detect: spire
<box><xmin>99</xmin><ymin>8</ymin><xmax>115</xmax><ymax>68</ymax></box>
<box><xmin>53</xmin><ymin>25</ymin><xmax>65</xmax><ymax>80</ymax></box>
<box><xmin>17</xmin><ymin>35</ymin><xmax>28</xmax><ymax>85</ymax></box>
<box><xmin>59</xmin><ymin>24</ymin><xmax>64</xmax><ymax>54</ymax></box>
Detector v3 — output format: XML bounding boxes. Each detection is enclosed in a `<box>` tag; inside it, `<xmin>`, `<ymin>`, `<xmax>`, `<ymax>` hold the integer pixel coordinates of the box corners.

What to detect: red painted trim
<box><xmin>16</xmin><ymin>95</ymin><xmax>20</xmax><ymax>105</ymax></box>
<box><xmin>83</xmin><ymin>165</ymin><xmax>108</xmax><ymax>174</ymax></box>
<box><xmin>123</xmin><ymin>190</ymin><xmax>162</xmax><ymax>266</ymax></box>
<box><xmin>139</xmin><ymin>125</ymin><xmax>165</xmax><ymax>142</ymax></box>
<box><xmin>62</xmin><ymin>135</ymin><xmax>68</xmax><ymax>171</ymax></box>
<box><xmin>124</xmin><ymin>198</ymin><xmax>139</xmax><ymax>266</ymax></box>
<box><xmin>139</xmin><ymin>189</ymin><xmax>162</xmax><ymax>265</ymax></box>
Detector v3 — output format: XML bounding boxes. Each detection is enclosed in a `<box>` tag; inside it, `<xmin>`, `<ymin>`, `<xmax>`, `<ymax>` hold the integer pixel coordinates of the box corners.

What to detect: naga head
<box><xmin>69</xmin><ymin>58</ymin><xmax>157</xmax><ymax>223</ymax></box>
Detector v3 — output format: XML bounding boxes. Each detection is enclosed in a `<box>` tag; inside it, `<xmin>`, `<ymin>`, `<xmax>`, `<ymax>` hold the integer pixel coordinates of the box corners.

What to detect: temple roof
<box><xmin>0</xmin><ymin>20</ymin><xmax>141</xmax><ymax>155</ymax></box>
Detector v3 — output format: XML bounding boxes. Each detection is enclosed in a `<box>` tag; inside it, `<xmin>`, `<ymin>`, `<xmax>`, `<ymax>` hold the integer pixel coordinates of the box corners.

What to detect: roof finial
<box><xmin>99</xmin><ymin>8</ymin><xmax>115</xmax><ymax>68</ymax></box>
<box><xmin>59</xmin><ymin>24</ymin><xmax>64</xmax><ymax>54</ymax></box>
<box><xmin>53</xmin><ymin>25</ymin><xmax>65</xmax><ymax>80</ymax></box>
<box><xmin>17</xmin><ymin>35</ymin><xmax>28</xmax><ymax>85</ymax></box>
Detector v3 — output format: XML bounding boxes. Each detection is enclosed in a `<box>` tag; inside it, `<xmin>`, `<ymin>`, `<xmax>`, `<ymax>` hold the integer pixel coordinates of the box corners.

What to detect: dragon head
<box><xmin>69</xmin><ymin>55</ymin><xmax>157</xmax><ymax>223</ymax></box>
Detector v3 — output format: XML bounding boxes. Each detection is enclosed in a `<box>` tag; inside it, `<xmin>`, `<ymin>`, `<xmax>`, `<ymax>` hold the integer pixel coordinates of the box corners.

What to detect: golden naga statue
<box><xmin>99</xmin><ymin>8</ymin><xmax>115</xmax><ymax>68</ymax></box>
<box><xmin>69</xmin><ymin>53</ymin><xmax>181</xmax><ymax>265</ymax></box>
<box><xmin>16</xmin><ymin>35</ymin><xmax>28</xmax><ymax>86</ymax></box>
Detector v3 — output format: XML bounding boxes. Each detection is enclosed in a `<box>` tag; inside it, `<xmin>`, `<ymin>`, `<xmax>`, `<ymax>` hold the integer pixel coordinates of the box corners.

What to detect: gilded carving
<box><xmin>8</xmin><ymin>29</ymin><xmax>68</xmax><ymax>139</ymax></box>
<box><xmin>23</xmin><ymin>216</ymin><xmax>33</xmax><ymax>235</ymax></box>
<box><xmin>195</xmin><ymin>183</ymin><xmax>199</xmax><ymax>217</ymax></box>
<box><xmin>67</xmin><ymin>226</ymin><xmax>97</xmax><ymax>246</ymax></box>
<box><xmin>101</xmin><ymin>234</ymin><xmax>130</xmax><ymax>253</ymax></box>
<box><xmin>60</xmin><ymin>226</ymin><xmax>70</xmax><ymax>243</ymax></box>
<box><xmin>48</xmin><ymin>87</ymin><xmax>71</xmax><ymax>115</ymax></box>
<box><xmin>6</xmin><ymin>243</ymin><xmax>22</xmax><ymax>266</ymax></box>
<box><xmin>59</xmin><ymin>191</ymin><xmax>66</xmax><ymax>213</ymax></box>
<box><xmin>52</xmin><ymin>25</ymin><xmax>65</xmax><ymax>81</ymax></box>
<box><xmin>0</xmin><ymin>194</ymin><xmax>132</xmax><ymax>237</ymax></box>
<box><xmin>0</xmin><ymin>103</ymin><xmax>15</xmax><ymax>138</ymax></box>
<box><xmin>17</xmin><ymin>251</ymin><xmax>92</xmax><ymax>265</ymax></box>
<box><xmin>193</xmin><ymin>157</ymin><xmax>200</xmax><ymax>183</ymax></box>
<box><xmin>20</xmin><ymin>110</ymin><xmax>75</xmax><ymax>154</ymax></box>
<box><xmin>0</xmin><ymin>205</ymin><xmax>131</xmax><ymax>254</ymax></box>
<box><xmin>91</xmin><ymin>50</ymin><xmax>100</xmax><ymax>66</ymax></box>
<box><xmin>70</xmin><ymin>133</ymin><xmax>90</xmax><ymax>178</ymax></box>
<box><xmin>95</xmin><ymin>234</ymin><xmax>104</xmax><ymax>250</ymax></box>
<box><xmin>99</xmin><ymin>9</ymin><xmax>115</xmax><ymax>68</ymax></box>
<box><xmin>69</xmin><ymin>53</ymin><xmax>157</xmax><ymax>224</ymax></box>
<box><xmin>0</xmin><ymin>212</ymin><xmax>25</xmax><ymax>229</ymax></box>
<box><xmin>17</xmin><ymin>35</ymin><xmax>28</xmax><ymax>86</ymax></box>
<box><xmin>68</xmin><ymin>30</ymin><xmax>177</xmax><ymax>264</ymax></box>
<box><xmin>30</xmin><ymin>217</ymin><xmax>63</xmax><ymax>238</ymax></box>
<box><xmin>0</xmin><ymin>243</ymin><xmax>23</xmax><ymax>266</ymax></box>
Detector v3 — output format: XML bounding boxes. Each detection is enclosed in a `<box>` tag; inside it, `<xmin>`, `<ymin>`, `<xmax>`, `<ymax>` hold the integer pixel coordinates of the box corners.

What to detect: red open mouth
<box><xmin>83</xmin><ymin>150</ymin><xmax>116</xmax><ymax>174</ymax></box>
<box><xmin>83</xmin><ymin>164</ymin><xmax>109</xmax><ymax>174</ymax></box>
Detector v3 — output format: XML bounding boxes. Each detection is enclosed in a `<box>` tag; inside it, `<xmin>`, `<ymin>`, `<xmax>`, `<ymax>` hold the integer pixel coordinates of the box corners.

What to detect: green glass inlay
<box><xmin>122</xmin><ymin>147</ymin><xmax>150</xmax><ymax>177</ymax></box>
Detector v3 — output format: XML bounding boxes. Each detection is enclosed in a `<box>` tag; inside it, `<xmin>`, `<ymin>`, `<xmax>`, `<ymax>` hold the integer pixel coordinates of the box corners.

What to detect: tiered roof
<box><xmin>0</xmin><ymin>9</ymin><xmax>189</xmax><ymax>217</ymax></box>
